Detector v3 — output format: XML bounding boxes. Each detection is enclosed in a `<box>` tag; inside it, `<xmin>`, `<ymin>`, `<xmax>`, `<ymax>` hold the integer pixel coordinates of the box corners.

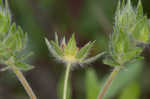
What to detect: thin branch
<box><xmin>98</xmin><ymin>66</ymin><xmax>121</xmax><ymax>99</ymax></box>
<box><xmin>11</xmin><ymin>66</ymin><xmax>37</xmax><ymax>99</ymax></box>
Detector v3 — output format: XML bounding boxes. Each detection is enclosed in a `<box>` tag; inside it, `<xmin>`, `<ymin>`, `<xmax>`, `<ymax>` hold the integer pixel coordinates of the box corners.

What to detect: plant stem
<box><xmin>98</xmin><ymin>66</ymin><xmax>121</xmax><ymax>99</ymax></box>
<box><xmin>11</xmin><ymin>65</ymin><xmax>37</xmax><ymax>99</ymax></box>
<box><xmin>63</xmin><ymin>63</ymin><xmax>71</xmax><ymax>99</ymax></box>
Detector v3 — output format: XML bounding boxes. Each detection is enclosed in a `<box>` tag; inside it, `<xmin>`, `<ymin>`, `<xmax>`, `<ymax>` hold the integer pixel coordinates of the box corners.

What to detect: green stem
<box><xmin>11</xmin><ymin>66</ymin><xmax>37</xmax><ymax>99</ymax></box>
<box><xmin>98</xmin><ymin>66</ymin><xmax>121</xmax><ymax>99</ymax></box>
<box><xmin>63</xmin><ymin>63</ymin><xmax>71</xmax><ymax>99</ymax></box>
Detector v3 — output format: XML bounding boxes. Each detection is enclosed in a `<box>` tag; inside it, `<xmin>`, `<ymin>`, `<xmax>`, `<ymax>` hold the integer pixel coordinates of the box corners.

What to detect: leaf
<box><xmin>119</xmin><ymin>81</ymin><xmax>140</xmax><ymax>99</ymax></box>
<box><xmin>85</xmin><ymin>68</ymin><xmax>100</xmax><ymax>99</ymax></box>
<box><xmin>82</xmin><ymin>52</ymin><xmax>105</xmax><ymax>64</ymax></box>
<box><xmin>15</xmin><ymin>62</ymin><xmax>34</xmax><ymax>71</ymax></box>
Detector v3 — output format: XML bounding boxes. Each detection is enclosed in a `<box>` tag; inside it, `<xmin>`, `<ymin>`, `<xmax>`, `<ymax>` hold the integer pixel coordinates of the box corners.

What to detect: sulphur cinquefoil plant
<box><xmin>0</xmin><ymin>0</ymin><xmax>36</xmax><ymax>99</ymax></box>
<box><xmin>45</xmin><ymin>33</ymin><xmax>104</xmax><ymax>99</ymax></box>
<box><xmin>98</xmin><ymin>0</ymin><xmax>150</xmax><ymax>99</ymax></box>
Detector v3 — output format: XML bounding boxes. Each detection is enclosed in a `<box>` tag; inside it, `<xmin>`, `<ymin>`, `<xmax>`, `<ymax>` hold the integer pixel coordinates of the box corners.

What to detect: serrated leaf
<box><xmin>15</xmin><ymin>62</ymin><xmax>34</xmax><ymax>71</ymax></box>
<box><xmin>82</xmin><ymin>52</ymin><xmax>105</xmax><ymax>64</ymax></box>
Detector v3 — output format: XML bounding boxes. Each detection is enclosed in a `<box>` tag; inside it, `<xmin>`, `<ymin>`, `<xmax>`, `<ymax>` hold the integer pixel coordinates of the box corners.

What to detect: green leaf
<box><xmin>76</xmin><ymin>41</ymin><xmax>95</xmax><ymax>60</ymax></box>
<box><xmin>119</xmin><ymin>81</ymin><xmax>140</xmax><ymax>99</ymax></box>
<box><xmin>85</xmin><ymin>68</ymin><xmax>100</xmax><ymax>99</ymax></box>
<box><xmin>64</xmin><ymin>34</ymin><xmax>77</xmax><ymax>56</ymax></box>
<box><xmin>15</xmin><ymin>62</ymin><xmax>34</xmax><ymax>71</ymax></box>
<box><xmin>82</xmin><ymin>52</ymin><xmax>105</xmax><ymax>64</ymax></box>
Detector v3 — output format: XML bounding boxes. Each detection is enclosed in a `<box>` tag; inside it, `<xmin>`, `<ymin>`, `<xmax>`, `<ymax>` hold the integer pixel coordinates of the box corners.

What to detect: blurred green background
<box><xmin>0</xmin><ymin>0</ymin><xmax>150</xmax><ymax>99</ymax></box>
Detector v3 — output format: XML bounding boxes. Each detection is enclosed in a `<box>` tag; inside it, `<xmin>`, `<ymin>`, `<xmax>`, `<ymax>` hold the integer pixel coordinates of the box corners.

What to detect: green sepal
<box><xmin>64</xmin><ymin>34</ymin><xmax>77</xmax><ymax>56</ymax></box>
<box><xmin>55</xmin><ymin>32</ymin><xmax>59</xmax><ymax>45</ymax></box>
<box><xmin>50</xmin><ymin>40</ymin><xmax>63</xmax><ymax>56</ymax></box>
<box><xmin>15</xmin><ymin>62</ymin><xmax>34</xmax><ymax>71</ymax></box>
<box><xmin>131</xmin><ymin>17</ymin><xmax>149</xmax><ymax>43</ymax></box>
<box><xmin>123</xmin><ymin>47</ymin><xmax>143</xmax><ymax>62</ymax></box>
<box><xmin>45</xmin><ymin>38</ymin><xmax>62</xmax><ymax>58</ymax></box>
<box><xmin>5</xmin><ymin>0</ymin><xmax>11</xmax><ymax>25</ymax></box>
<box><xmin>82</xmin><ymin>52</ymin><xmax>105</xmax><ymax>64</ymax></box>
<box><xmin>0</xmin><ymin>42</ymin><xmax>9</xmax><ymax>57</ymax></box>
<box><xmin>16</xmin><ymin>52</ymin><xmax>34</xmax><ymax>62</ymax></box>
<box><xmin>103</xmin><ymin>58</ymin><xmax>120</xmax><ymax>67</ymax></box>
<box><xmin>136</xmin><ymin>0</ymin><xmax>143</xmax><ymax>18</ymax></box>
<box><xmin>76</xmin><ymin>41</ymin><xmax>95</xmax><ymax>60</ymax></box>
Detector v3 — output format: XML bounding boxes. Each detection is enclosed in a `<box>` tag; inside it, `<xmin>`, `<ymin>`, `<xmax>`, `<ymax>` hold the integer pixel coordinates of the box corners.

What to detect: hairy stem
<box><xmin>63</xmin><ymin>63</ymin><xmax>71</xmax><ymax>99</ymax></box>
<box><xmin>98</xmin><ymin>66</ymin><xmax>121</xmax><ymax>99</ymax></box>
<box><xmin>11</xmin><ymin>66</ymin><xmax>37</xmax><ymax>99</ymax></box>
